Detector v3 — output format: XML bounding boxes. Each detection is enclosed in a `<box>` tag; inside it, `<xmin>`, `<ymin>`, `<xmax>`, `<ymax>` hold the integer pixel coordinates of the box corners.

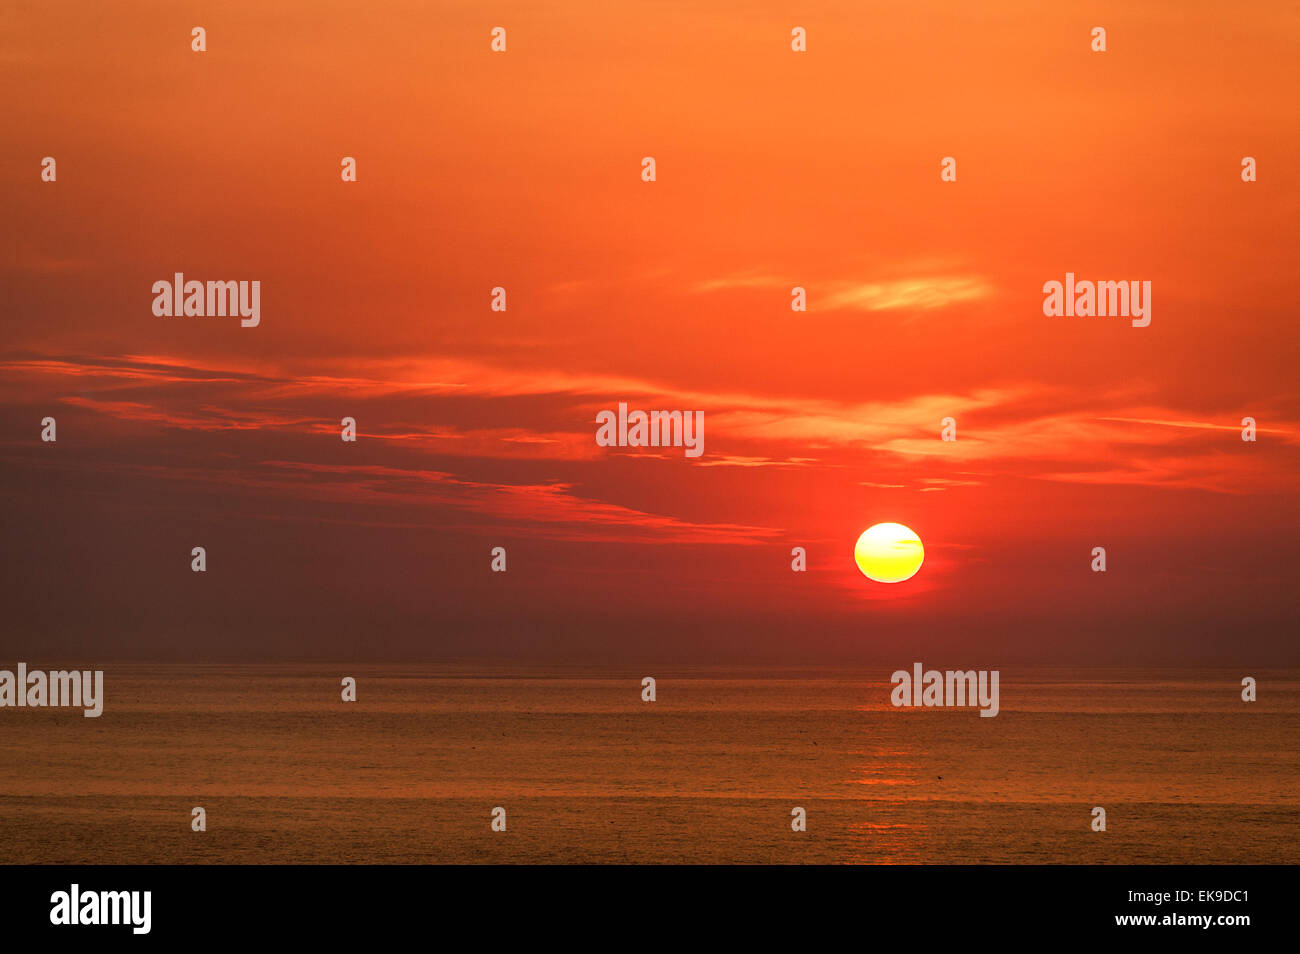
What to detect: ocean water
<box><xmin>1</xmin><ymin>665</ymin><xmax>1296</xmax><ymax>864</ymax></box>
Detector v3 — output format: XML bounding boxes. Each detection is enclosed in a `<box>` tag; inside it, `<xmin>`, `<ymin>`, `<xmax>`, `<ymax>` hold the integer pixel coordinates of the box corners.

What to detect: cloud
<box><xmin>694</xmin><ymin>273</ymin><xmax>993</xmax><ymax>312</ymax></box>
<box><xmin>821</xmin><ymin>276</ymin><xmax>993</xmax><ymax>312</ymax></box>
<box><xmin>3</xmin><ymin>353</ymin><xmax>1297</xmax><ymax>501</ymax></box>
<box><xmin>1096</xmin><ymin>416</ymin><xmax>1291</xmax><ymax>437</ymax></box>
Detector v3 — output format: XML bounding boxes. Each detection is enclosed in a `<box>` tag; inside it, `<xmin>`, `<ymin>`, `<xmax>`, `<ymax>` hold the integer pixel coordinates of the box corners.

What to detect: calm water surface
<box><xmin>1</xmin><ymin>665</ymin><xmax>1295</xmax><ymax>863</ymax></box>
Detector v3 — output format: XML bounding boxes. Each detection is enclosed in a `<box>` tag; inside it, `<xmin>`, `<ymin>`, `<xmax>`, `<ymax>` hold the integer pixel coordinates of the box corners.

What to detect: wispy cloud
<box><xmin>821</xmin><ymin>276</ymin><xmax>993</xmax><ymax>311</ymax></box>
<box><xmin>3</xmin><ymin>353</ymin><xmax>1297</xmax><ymax>499</ymax></box>
<box><xmin>694</xmin><ymin>273</ymin><xmax>993</xmax><ymax>312</ymax></box>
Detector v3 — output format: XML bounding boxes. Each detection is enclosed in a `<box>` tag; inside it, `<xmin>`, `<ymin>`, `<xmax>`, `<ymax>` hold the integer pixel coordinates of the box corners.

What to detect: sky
<box><xmin>2</xmin><ymin>1</ymin><xmax>1298</xmax><ymax>662</ymax></box>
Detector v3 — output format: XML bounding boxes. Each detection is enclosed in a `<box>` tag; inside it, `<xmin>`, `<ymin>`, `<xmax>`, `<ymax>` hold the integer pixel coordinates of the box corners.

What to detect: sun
<box><xmin>854</xmin><ymin>523</ymin><xmax>924</xmax><ymax>583</ymax></box>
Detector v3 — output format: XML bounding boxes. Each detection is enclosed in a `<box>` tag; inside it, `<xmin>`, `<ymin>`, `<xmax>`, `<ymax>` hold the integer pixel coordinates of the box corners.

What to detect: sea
<box><xmin>1</xmin><ymin>665</ymin><xmax>1296</xmax><ymax>864</ymax></box>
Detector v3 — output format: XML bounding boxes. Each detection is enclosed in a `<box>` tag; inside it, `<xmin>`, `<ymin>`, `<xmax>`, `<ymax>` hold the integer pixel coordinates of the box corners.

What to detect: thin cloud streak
<box><xmin>693</xmin><ymin>273</ymin><xmax>994</xmax><ymax>312</ymax></box>
<box><xmin>4</xmin><ymin>353</ymin><xmax>1297</xmax><ymax>497</ymax></box>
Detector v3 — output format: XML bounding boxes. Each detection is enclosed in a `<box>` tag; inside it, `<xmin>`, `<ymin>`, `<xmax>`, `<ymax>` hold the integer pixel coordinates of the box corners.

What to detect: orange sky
<box><xmin>2</xmin><ymin>1</ymin><xmax>1298</xmax><ymax>662</ymax></box>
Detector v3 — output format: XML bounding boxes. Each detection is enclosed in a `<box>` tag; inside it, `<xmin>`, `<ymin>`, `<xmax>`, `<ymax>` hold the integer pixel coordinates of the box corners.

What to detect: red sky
<box><xmin>2</xmin><ymin>1</ymin><xmax>1298</xmax><ymax>662</ymax></box>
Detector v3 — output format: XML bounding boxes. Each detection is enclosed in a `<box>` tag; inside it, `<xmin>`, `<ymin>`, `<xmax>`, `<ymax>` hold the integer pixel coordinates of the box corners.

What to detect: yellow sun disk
<box><xmin>854</xmin><ymin>523</ymin><xmax>924</xmax><ymax>583</ymax></box>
